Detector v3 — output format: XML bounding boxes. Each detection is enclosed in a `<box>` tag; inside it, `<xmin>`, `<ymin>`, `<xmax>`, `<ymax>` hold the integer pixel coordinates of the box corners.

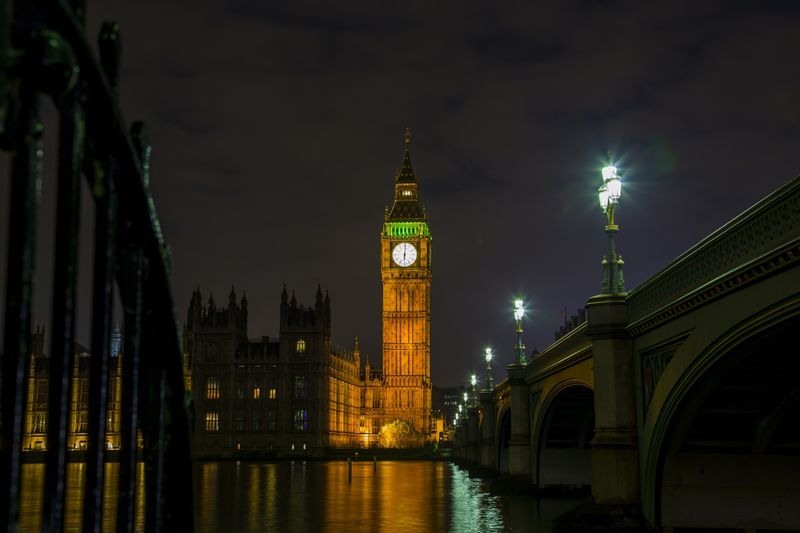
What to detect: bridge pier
<box><xmin>466</xmin><ymin>407</ymin><xmax>480</xmax><ymax>464</ymax></box>
<box><xmin>586</xmin><ymin>294</ymin><xmax>640</xmax><ymax>506</ymax></box>
<box><xmin>479</xmin><ymin>390</ymin><xmax>496</xmax><ymax>470</ymax></box>
<box><xmin>507</xmin><ymin>364</ymin><xmax>531</xmax><ymax>477</ymax></box>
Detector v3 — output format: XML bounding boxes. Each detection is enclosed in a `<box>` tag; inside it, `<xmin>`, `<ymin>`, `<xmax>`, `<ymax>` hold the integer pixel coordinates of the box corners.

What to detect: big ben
<box><xmin>381</xmin><ymin>128</ymin><xmax>431</xmax><ymax>439</ymax></box>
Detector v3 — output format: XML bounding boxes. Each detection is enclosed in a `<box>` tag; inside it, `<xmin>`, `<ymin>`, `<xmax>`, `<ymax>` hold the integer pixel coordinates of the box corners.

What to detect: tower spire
<box><xmin>396</xmin><ymin>127</ymin><xmax>417</xmax><ymax>184</ymax></box>
<box><xmin>386</xmin><ymin>128</ymin><xmax>425</xmax><ymax>221</ymax></box>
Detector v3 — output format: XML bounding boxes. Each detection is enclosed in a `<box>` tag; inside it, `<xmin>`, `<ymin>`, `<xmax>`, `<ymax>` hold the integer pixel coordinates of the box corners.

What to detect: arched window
<box><xmin>296</xmin><ymin>339</ymin><xmax>306</xmax><ymax>354</ymax></box>
<box><xmin>206</xmin><ymin>377</ymin><xmax>220</xmax><ymax>399</ymax></box>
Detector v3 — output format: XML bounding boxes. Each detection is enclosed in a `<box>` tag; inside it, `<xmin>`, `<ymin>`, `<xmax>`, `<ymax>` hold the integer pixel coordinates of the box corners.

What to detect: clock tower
<box><xmin>381</xmin><ymin>128</ymin><xmax>432</xmax><ymax>439</ymax></box>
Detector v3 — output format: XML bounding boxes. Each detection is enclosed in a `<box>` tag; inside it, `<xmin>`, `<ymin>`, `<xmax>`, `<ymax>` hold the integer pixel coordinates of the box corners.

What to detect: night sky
<box><xmin>3</xmin><ymin>1</ymin><xmax>799</xmax><ymax>388</ymax></box>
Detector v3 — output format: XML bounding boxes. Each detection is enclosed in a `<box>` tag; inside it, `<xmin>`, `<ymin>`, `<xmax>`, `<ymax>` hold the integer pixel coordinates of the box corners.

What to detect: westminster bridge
<box><xmin>453</xmin><ymin>176</ymin><xmax>800</xmax><ymax>531</ymax></box>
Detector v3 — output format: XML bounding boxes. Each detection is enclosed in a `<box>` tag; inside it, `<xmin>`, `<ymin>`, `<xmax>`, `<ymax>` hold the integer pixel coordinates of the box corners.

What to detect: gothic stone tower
<box><xmin>381</xmin><ymin>129</ymin><xmax>432</xmax><ymax>438</ymax></box>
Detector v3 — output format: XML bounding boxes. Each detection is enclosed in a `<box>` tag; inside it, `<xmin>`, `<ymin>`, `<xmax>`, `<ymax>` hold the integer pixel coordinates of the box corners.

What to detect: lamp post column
<box><xmin>588</xmin><ymin>159</ymin><xmax>638</xmax><ymax>506</ymax></box>
<box><xmin>506</xmin><ymin>365</ymin><xmax>530</xmax><ymax>477</ymax></box>
<box><xmin>484</xmin><ymin>347</ymin><xmax>493</xmax><ymax>390</ymax></box>
<box><xmin>507</xmin><ymin>298</ymin><xmax>531</xmax><ymax>476</ymax></box>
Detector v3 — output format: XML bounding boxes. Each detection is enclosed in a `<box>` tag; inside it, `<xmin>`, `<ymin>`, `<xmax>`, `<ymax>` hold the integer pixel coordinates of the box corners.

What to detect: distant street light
<box><xmin>484</xmin><ymin>347</ymin><xmax>494</xmax><ymax>390</ymax></box>
<box><xmin>513</xmin><ymin>298</ymin><xmax>526</xmax><ymax>365</ymax></box>
<box><xmin>598</xmin><ymin>159</ymin><xmax>626</xmax><ymax>293</ymax></box>
<box><xmin>470</xmin><ymin>374</ymin><xmax>477</xmax><ymax>406</ymax></box>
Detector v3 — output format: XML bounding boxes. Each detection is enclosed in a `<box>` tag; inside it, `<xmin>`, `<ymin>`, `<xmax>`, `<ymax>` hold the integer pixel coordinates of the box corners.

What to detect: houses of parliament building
<box><xmin>20</xmin><ymin>130</ymin><xmax>435</xmax><ymax>456</ymax></box>
<box><xmin>187</xmin><ymin>130</ymin><xmax>434</xmax><ymax>455</ymax></box>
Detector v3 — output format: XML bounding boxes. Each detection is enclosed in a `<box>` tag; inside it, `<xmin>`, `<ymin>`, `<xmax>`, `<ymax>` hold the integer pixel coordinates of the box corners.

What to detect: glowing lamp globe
<box><xmin>598</xmin><ymin>182</ymin><xmax>609</xmax><ymax>210</ymax></box>
<box><xmin>607</xmin><ymin>176</ymin><xmax>621</xmax><ymax>203</ymax></box>
<box><xmin>484</xmin><ymin>347</ymin><xmax>493</xmax><ymax>363</ymax></box>
<box><xmin>513</xmin><ymin>299</ymin><xmax>524</xmax><ymax>321</ymax></box>
<box><xmin>599</xmin><ymin>164</ymin><xmax>622</xmax><ymax>209</ymax></box>
<box><xmin>470</xmin><ymin>374</ymin><xmax>477</xmax><ymax>386</ymax></box>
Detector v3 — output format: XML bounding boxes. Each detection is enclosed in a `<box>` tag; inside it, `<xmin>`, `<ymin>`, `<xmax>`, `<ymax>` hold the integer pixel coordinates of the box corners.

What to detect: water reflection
<box><xmin>21</xmin><ymin>460</ymin><xmax>580</xmax><ymax>532</ymax></box>
<box><xmin>449</xmin><ymin>463</ymin><xmax>504</xmax><ymax>532</ymax></box>
<box><xmin>194</xmin><ymin>460</ymin><xmax>577</xmax><ymax>533</ymax></box>
<box><xmin>19</xmin><ymin>462</ymin><xmax>145</xmax><ymax>532</ymax></box>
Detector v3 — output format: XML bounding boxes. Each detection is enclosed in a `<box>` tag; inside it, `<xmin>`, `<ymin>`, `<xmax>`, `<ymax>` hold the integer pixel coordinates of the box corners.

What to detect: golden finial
<box><xmin>404</xmin><ymin>127</ymin><xmax>411</xmax><ymax>146</ymax></box>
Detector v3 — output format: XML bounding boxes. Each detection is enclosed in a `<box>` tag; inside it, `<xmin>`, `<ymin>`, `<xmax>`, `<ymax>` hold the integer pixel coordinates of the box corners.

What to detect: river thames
<box><xmin>20</xmin><ymin>460</ymin><xmax>582</xmax><ymax>532</ymax></box>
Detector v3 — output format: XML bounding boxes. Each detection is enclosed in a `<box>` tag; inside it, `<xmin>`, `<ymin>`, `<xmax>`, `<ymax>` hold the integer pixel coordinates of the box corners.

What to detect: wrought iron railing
<box><xmin>1</xmin><ymin>1</ymin><xmax>194</xmax><ymax>531</ymax></box>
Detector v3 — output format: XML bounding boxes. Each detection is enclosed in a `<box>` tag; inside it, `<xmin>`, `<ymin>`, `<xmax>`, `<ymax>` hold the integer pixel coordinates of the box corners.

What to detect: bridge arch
<box><xmin>533</xmin><ymin>380</ymin><xmax>594</xmax><ymax>488</ymax></box>
<box><xmin>643</xmin><ymin>303</ymin><xmax>800</xmax><ymax>529</ymax></box>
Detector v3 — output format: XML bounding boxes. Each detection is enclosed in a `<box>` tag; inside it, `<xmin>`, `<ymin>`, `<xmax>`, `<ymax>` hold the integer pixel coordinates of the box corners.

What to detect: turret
<box><xmin>187</xmin><ymin>285</ymin><xmax>202</xmax><ymax>330</ymax></box>
<box><xmin>207</xmin><ymin>292</ymin><xmax>216</xmax><ymax>327</ymax></box>
<box><xmin>315</xmin><ymin>284</ymin><xmax>324</xmax><ymax>315</ymax></box>
<box><xmin>324</xmin><ymin>290</ymin><xmax>331</xmax><ymax>332</ymax></box>
<box><xmin>280</xmin><ymin>284</ymin><xmax>289</xmax><ymax>328</ymax></box>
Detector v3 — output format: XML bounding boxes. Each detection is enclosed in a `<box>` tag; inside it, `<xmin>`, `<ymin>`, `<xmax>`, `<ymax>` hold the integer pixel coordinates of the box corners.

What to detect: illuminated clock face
<box><xmin>392</xmin><ymin>242</ymin><xmax>417</xmax><ymax>267</ymax></box>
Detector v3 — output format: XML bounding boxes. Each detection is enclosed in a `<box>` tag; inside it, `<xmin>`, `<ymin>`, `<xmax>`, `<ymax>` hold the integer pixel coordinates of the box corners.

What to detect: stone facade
<box><xmin>185</xmin><ymin>285</ymin><xmax>390</xmax><ymax>456</ymax></box>
<box><xmin>22</xmin><ymin>325</ymin><xmax>124</xmax><ymax>452</ymax></box>
<box><xmin>379</xmin><ymin>129</ymin><xmax>433</xmax><ymax>440</ymax></box>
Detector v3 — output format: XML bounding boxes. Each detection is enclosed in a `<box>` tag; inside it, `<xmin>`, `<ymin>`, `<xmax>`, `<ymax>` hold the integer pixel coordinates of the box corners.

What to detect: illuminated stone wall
<box><xmin>379</xmin><ymin>133</ymin><xmax>433</xmax><ymax>440</ymax></box>
<box><xmin>21</xmin><ymin>328</ymin><xmax>125</xmax><ymax>452</ymax></box>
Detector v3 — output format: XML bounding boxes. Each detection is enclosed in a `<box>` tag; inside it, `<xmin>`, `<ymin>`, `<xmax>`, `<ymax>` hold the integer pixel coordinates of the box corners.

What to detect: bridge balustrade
<box><xmin>1</xmin><ymin>1</ymin><xmax>194</xmax><ymax>531</ymax></box>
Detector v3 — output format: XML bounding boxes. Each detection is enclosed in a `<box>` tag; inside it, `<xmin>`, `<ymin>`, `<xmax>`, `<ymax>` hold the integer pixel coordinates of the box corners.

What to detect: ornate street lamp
<box><xmin>484</xmin><ymin>347</ymin><xmax>494</xmax><ymax>390</ymax></box>
<box><xmin>513</xmin><ymin>298</ymin><xmax>526</xmax><ymax>364</ymax></box>
<box><xmin>470</xmin><ymin>374</ymin><xmax>477</xmax><ymax>407</ymax></box>
<box><xmin>598</xmin><ymin>160</ymin><xmax>626</xmax><ymax>293</ymax></box>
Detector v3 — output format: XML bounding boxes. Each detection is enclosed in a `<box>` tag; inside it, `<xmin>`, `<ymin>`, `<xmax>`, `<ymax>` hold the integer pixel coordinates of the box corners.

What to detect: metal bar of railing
<box><xmin>44</xmin><ymin>74</ymin><xmax>85</xmax><ymax>533</ymax></box>
<box><xmin>117</xmin><ymin>248</ymin><xmax>143</xmax><ymax>533</ymax></box>
<box><xmin>0</xmin><ymin>72</ymin><xmax>43</xmax><ymax>533</ymax></box>
<box><xmin>81</xmin><ymin>19</ymin><xmax>121</xmax><ymax>533</ymax></box>
<box><xmin>82</xmin><ymin>158</ymin><xmax>116</xmax><ymax>533</ymax></box>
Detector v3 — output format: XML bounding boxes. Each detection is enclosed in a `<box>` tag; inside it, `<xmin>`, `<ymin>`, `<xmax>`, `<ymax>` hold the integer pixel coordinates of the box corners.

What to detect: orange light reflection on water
<box><xmin>19</xmin><ymin>462</ymin><xmax>146</xmax><ymax>533</ymax></box>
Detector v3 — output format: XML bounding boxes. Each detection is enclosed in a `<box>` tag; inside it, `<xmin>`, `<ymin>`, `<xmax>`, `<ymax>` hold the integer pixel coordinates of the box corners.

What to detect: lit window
<box><xmin>205</xmin><ymin>411</ymin><xmax>219</xmax><ymax>432</ymax></box>
<box><xmin>296</xmin><ymin>339</ymin><xmax>306</xmax><ymax>354</ymax></box>
<box><xmin>294</xmin><ymin>409</ymin><xmax>308</xmax><ymax>431</ymax></box>
<box><xmin>77</xmin><ymin>412</ymin><xmax>87</xmax><ymax>432</ymax></box>
<box><xmin>36</xmin><ymin>381</ymin><xmax>47</xmax><ymax>403</ymax></box>
<box><xmin>402</xmin><ymin>190</ymin><xmax>412</xmax><ymax>197</ymax></box>
<box><xmin>253</xmin><ymin>386</ymin><xmax>261</xmax><ymax>400</ymax></box>
<box><xmin>294</xmin><ymin>376</ymin><xmax>306</xmax><ymax>399</ymax></box>
<box><xmin>206</xmin><ymin>377</ymin><xmax>220</xmax><ymax>400</ymax></box>
<box><xmin>269</xmin><ymin>388</ymin><xmax>277</xmax><ymax>400</ymax></box>
<box><xmin>33</xmin><ymin>414</ymin><xmax>46</xmax><ymax>433</ymax></box>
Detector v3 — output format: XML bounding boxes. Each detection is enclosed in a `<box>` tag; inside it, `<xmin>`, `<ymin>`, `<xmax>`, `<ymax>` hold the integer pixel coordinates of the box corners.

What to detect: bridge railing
<box><xmin>1</xmin><ymin>1</ymin><xmax>193</xmax><ymax>531</ymax></box>
<box><xmin>628</xmin><ymin>176</ymin><xmax>800</xmax><ymax>326</ymax></box>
